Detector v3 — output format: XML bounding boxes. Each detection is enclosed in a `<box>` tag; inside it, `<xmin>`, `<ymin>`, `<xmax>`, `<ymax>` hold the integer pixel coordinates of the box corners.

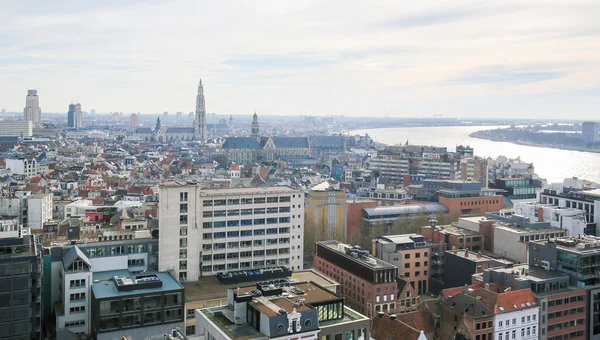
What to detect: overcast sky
<box><xmin>1</xmin><ymin>0</ymin><xmax>599</xmax><ymax>119</ymax></box>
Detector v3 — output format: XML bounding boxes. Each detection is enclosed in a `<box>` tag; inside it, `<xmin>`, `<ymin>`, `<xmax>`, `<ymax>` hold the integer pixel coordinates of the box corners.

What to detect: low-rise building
<box><xmin>194</xmin><ymin>279</ymin><xmax>370</xmax><ymax>340</ymax></box>
<box><xmin>443</xmin><ymin>249</ymin><xmax>510</xmax><ymax>290</ymax></box>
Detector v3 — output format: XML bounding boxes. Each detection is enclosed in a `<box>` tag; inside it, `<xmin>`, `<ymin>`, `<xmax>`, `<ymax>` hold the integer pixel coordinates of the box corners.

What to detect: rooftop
<box><xmin>91</xmin><ymin>270</ymin><xmax>183</xmax><ymax>299</ymax></box>
<box><xmin>446</xmin><ymin>249</ymin><xmax>500</xmax><ymax>263</ymax></box>
<box><xmin>318</xmin><ymin>240</ymin><xmax>395</xmax><ymax>269</ymax></box>
<box><xmin>160</xmin><ymin>181</ymin><xmax>298</xmax><ymax>194</ymax></box>
<box><xmin>532</xmin><ymin>235</ymin><xmax>600</xmax><ymax>254</ymax></box>
<box><xmin>363</xmin><ymin>203</ymin><xmax>448</xmax><ymax>217</ymax></box>
<box><xmin>487</xmin><ymin>264</ymin><xmax>570</xmax><ymax>283</ymax></box>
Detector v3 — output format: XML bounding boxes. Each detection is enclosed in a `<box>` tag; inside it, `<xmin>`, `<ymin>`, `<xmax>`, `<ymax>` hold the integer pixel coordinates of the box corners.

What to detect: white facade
<box><xmin>493</xmin><ymin>224</ymin><xmax>567</xmax><ymax>263</ymax></box>
<box><xmin>369</xmin><ymin>156</ymin><xmax>410</xmax><ymax>182</ymax></box>
<box><xmin>158</xmin><ymin>183</ymin><xmax>305</xmax><ymax>282</ymax></box>
<box><xmin>487</xmin><ymin>156</ymin><xmax>535</xmax><ymax>184</ymax></box>
<box><xmin>512</xmin><ymin>201</ymin><xmax>586</xmax><ymax>236</ymax></box>
<box><xmin>0</xmin><ymin>120</ymin><xmax>33</xmax><ymax>136</ymax></box>
<box><xmin>28</xmin><ymin>193</ymin><xmax>53</xmax><ymax>229</ymax></box>
<box><xmin>5</xmin><ymin>157</ymin><xmax>37</xmax><ymax>176</ymax></box>
<box><xmin>64</xmin><ymin>200</ymin><xmax>94</xmax><ymax>218</ymax></box>
<box><xmin>418</xmin><ymin>160</ymin><xmax>456</xmax><ymax>180</ymax></box>
<box><xmin>494</xmin><ymin>306</ymin><xmax>540</xmax><ymax>340</ymax></box>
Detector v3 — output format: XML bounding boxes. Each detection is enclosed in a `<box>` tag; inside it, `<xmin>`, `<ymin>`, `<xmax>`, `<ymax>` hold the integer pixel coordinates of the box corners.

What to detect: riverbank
<box><xmin>469</xmin><ymin>130</ymin><xmax>600</xmax><ymax>154</ymax></box>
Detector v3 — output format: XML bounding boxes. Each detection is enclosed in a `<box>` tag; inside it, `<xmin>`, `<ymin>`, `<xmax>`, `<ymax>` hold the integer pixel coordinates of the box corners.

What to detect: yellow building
<box><xmin>304</xmin><ymin>182</ymin><xmax>347</xmax><ymax>245</ymax></box>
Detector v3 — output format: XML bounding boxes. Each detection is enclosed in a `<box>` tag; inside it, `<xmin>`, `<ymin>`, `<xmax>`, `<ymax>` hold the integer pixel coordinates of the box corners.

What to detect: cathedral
<box><xmin>221</xmin><ymin>112</ymin><xmax>310</xmax><ymax>165</ymax></box>
<box><xmin>135</xmin><ymin>79</ymin><xmax>208</xmax><ymax>142</ymax></box>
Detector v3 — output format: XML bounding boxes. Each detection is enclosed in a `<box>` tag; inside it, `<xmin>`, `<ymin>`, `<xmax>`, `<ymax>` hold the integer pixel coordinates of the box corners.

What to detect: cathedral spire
<box><xmin>251</xmin><ymin>111</ymin><xmax>260</xmax><ymax>137</ymax></box>
<box><xmin>195</xmin><ymin>78</ymin><xmax>207</xmax><ymax>142</ymax></box>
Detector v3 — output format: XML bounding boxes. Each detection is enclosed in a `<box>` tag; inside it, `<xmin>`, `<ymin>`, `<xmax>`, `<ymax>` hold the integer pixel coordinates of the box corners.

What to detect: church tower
<box><xmin>194</xmin><ymin>79</ymin><xmax>207</xmax><ymax>142</ymax></box>
<box><xmin>251</xmin><ymin>111</ymin><xmax>260</xmax><ymax>137</ymax></box>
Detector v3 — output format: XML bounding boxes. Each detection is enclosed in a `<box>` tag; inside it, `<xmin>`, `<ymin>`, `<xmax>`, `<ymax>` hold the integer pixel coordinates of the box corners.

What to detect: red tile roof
<box><xmin>492</xmin><ymin>289</ymin><xmax>537</xmax><ymax>314</ymax></box>
<box><xmin>440</xmin><ymin>284</ymin><xmax>482</xmax><ymax>301</ymax></box>
<box><xmin>371</xmin><ymin>314</ymin><xmax>423</xmax><ymax>340</ymax></box>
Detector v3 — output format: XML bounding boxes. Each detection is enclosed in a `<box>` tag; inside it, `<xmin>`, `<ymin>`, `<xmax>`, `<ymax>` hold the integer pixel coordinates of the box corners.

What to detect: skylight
<box><xmin>499</xmin><ymin>306</ymin><xmax>505</xmax><ymax>312</ymax></box>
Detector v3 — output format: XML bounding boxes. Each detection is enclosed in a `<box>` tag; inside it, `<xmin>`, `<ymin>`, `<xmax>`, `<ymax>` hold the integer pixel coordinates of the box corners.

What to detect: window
<box><xmin>404</xmin><ymin>254</ymin><xmax>410</xmax><ymax>259</ymax></box>
<box><xmin>69</xmin><ymin>306</ymin><xmax>85</xmax><ymax>313</ymax></box>
<box><xmin>180</xmin><ymin>203</ymin><xmax>188</xmax><ymax>213</ymax></box>
<box><xmin>180</xmin><ymin>192</ymin><xmax>188</xmax><ymax>202</ymax></box>
<box><xmin>69</xmin><ymin>292</ymin><xmax>86</xmax><ymax>302</ymax></box>
<box><xmin>69</xmin><ymin>279</ymin><xmax>85</xmax><ymax>288</ymax></box>
<box><xmin>404</xmin><ymin>263</ymin><xmax>410</xmax><ymax>268</ymax></box>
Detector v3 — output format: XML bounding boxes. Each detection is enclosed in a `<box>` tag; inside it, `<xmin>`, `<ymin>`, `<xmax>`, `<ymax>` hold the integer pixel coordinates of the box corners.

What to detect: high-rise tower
<box><xmin>194</xmin><ymin>79</ymin><xmax>207</xmax><ymax>142</ymax></box>
<box><xmin>23</xmin><ymin>89</ymin><xmax>41</xmax><ymax>126</ymax></box>
<box><xmin>67</xmin><ymin>103</ymin><xmax>83</xmax><ymax>129</ymax></box>
<box><xmin>251</xmin><ymin>111</ymin><xmax>259</xmax><ymax>137</ymax></box>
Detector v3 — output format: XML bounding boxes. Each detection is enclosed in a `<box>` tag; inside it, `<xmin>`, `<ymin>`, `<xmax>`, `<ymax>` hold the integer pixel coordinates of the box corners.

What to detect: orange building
<box><xmin>346</xmin><ymin>199</ymin><xmax>378</xmax><ymax>244</ymax></box>
<box><xmin>438</xmin><ymin>193</ymin><xmax>503</xmax><ymax>218</ymax></box>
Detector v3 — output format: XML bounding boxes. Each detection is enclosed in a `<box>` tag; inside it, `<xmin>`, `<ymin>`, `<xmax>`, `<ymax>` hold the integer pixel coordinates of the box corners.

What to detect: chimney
<box><xmin>477</xmin><ymin>252</ymin><xmax>482</xmax><ymax>258</ymax></box>
<box><xmin>538</xmin><ymin>207</ymin><xmax>544</xmax><ymax>222</ymax></box>
<box><xmin>464</xmin><ymin>284</ymin><xmax>469</xmax><ymax>294</ymax></box>
<box><xmin>465</xmin><ymin>249</ymin><xmax>469</xmax><ymax>257</ymax></box>
<box><xmin>390</xmin><ymin>314</ymin><xmax>397</xmax><ymax>321</ymax></box>
<box><xmin>378</xmin><ymin>312</ymin><xmax>385</xmax><ymax>318</ymax></box>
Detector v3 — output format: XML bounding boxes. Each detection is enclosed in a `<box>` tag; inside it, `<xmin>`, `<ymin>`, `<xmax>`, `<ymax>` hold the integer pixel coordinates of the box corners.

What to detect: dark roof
<box><xmin>273</xmin><ymin>137</ymin><xmax>309</xmax><ymax>149</ymax></box>
<box><xmin>62</xmin><ymin>246</ymin><xmax>91</xmax><ymax>269</ymax></box>
<box><xmin>135</xmin><ymin>127</ymin><xmax>153</xmax><ymax>134</ymax></box>
<box><xmin>166</xmin><ymin>127</ymin><xmax>194</xmax><ymax>133</ymax></box>
<box><xmin>443</xmin><ymin>293</ymin><xmax>493</xmax><ymax>318</ymax></box>
<box><xmin>309</xmin><ymin>135</ymin><xmax>345</xmax><ymax>147</ymax></box>
<box><xmin>222</xmin><ymin>137</ymin><xmax>261</xmax><ymax>149</ymax></box>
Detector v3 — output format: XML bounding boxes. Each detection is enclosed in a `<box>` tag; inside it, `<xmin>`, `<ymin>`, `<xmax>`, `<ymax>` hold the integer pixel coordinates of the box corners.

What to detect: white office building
<box><xmin>369</xmin><ymin>156</ymin><xmax>410</xmax><ymax>182</ymax></box>
<box><xmin>158</xmin><ymin>183</ymin><xmax>305</xmax><ymax>282</ymax></box>
<box><xmin>0</xmin><ymin>120</ymin><xmax>33</xmax><ymax>137</ymax></box>
<box><xmin>23</xmin><ymin>89</ymin><xmax>41</xmax><ymax>126</ymax></box>
<box><xmin>494</xmin><ymin>293</ymin><xmax>540</xmax><ymax>340</ymax></box>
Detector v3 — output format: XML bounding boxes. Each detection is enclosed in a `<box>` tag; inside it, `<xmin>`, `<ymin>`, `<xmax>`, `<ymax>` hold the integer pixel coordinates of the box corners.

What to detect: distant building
<box><xmin>309</xmin><ymin>135</ymin><xmax>346</xmax><ymax>154</ymax></box>
<box><xmin>459</xmin><ymin>156</ymin><xmax>487</xmax><ymax>184</ymax></box>
<box><xmin>305</xmin><ymin>182</ymin><xmax>347</xmax><ymax>244</ymax></box>
<box><xmin>129</xmin><ymin>113</ymin><xmax>139</xmax><ymax>127</ymax></box>
<box><xmin>487</xmin><ymin>156</ymin><xmax>536</xmax><ymax>186</ymax></box>
<box><xmin>582</xmin><ymin>121</ymin><xmax>600</xmax><ymax>144</ymax></box>
<box><xmin>493</xmin><ymin>177</ymin><xmax>539</xmax><ymax>200</ymax></box>
<box><xmin>5</xmin><ymin>157</ymin><xmax>37</xmax><ymax>177</ymax></box>
<box><xmin>222</xmin><ymin>136</ymin><xmax>310</xmax><ymax>165</ymax></box>
<box><xmin>194</xmin><ymin>79</ymin><xmax>207</xmax><ymax>142</ymax></box>
<box><xmin>23</xmin><ymin>89</ymin><xmax>41</xmax><ymax>126</ymax></box>
<box><xmin>0</xmin><ymin>120</ymin><xmax>32</xmax><ymax>137</ymax></box>
<box><xmin>67</xmin><ymin>103</ymin><xmax>83</xmax><ymax>129</ymax></box>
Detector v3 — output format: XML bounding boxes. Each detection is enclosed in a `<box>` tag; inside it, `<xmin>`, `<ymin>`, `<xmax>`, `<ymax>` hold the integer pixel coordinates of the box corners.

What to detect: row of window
<box><xmin>201</xmin><ymin>259</ymin><xmax>290</xmax><ymax>271</ymax></box>
<box><xmin>64</xmin><ymin>320</ymin><xmax>85</xmax><ymax>328</ymax></box>
<box><xmin>201</xmin><ymin>207</ymin><xmax>292</xmax><ymax>216</ymax></box>
<box><xmin>203</xmin><ymin>228</ymin><xmax>292</xmax><ymax>238</ymax></box>
<box><xmin>202</xmin><ymin>196</ymin><xmax>293</xmax><ymax>206</ymax></box>
<box><xmin>404</xmin><ymin>270</ymin><xmax>427</xmax><ymax>278</ymax></box>
<box><xmin>548</xmin><ymin>295</ymin><xmax>584</xmax><ymax>306</ymax></box>
<box><xmin>202</xmin><ymin>249</ymin><xmax>290</xmax><ymax>260</ymax></box>
<box><xmin>200</xmin><ymin>238</ymin><xmax>292</xmax><ymax>249</ymax></box>
<box><xmin>404</xmin><ymin>261</ymin><xmax>427</xmax><ymax>268</ymax></box>
<box><xmin>70</xmin><ymin>292</ymin><xmax>86</xmax><ymax>302</ymax></box>
<box><xmin>475</xmin><ymin>321</ymin><xmax>492</xmax><ymax>330</ymax></box>
<box><xmin>548</xmin><ymin>319</ymin><xmax>585</xmax><ymax>331</ymax></box>
<box><xmin>404</xmin><ymin>252</ymin><xmax>427</xmax><ymax>259</ymax></box>
<box><xmin>69</xmin><ymin>306</ymin><xmax>86</xmax><ymax>314</ymax></box>
<box><xmin>548</xmin><ymin>307</ymin><xmax>585</xmax><ymax>319</ymax></box>
<box><xmin>69</xmin><ymin>279</ymin><xmax>85</xmax><ymax>289</ymax></box>
<box><xmin>202</xmin><ymin>220</ymin><xmax>299</xmax><ymax>228</ymax></box>
<box><xmin>459</xmin><ymin>199</ymin><xmax>500</xmax><ymax>206</ymax></box>
<box><xmin>375</xmin><ymin>293</ymin><xmax>395</xmax><ymax>302</ymax></box>
<box><xmin>548</xmin><ymin>330</ymin><xmax>584</xmax><ymax>340</ymax></box>
<box><xmin>83</xmin><ymin>244</ymin><xmax>146</xmax><ymax>258</ymax></box>
<box><xmin>498</xmin><ymin>326</ymin><xmax>536</xmax><ymax>340</ymax></box>
<box><xmin>499</xmin><ymin>314</ymin><xmax>536</xmax><ymax>328</ymax></box>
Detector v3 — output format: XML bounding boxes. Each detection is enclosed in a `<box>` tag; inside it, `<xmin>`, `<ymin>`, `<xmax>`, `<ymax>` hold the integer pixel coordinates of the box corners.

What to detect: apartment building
<box><xmin>539</xmin><ymin>178</ymin><xmax>600</xmax><ymax>235</ymax></box>
<box><xmin>369</xmin><ymin>155</ymin><xmax>410</xmax><ymax>182</ymax></box>
<box><xmin>529</xmin><ymin>235</ymin><xmax>600</xmax><ymax>339</ymax></box>
<box><xmin>0</xmin><ymin>232</ymin><xmax>43</xmax><ymax>340</ymax></box>
<box><xmin>440</xmin><ymin>287</ymin><xmax>540</xmax><ymax>340</ymax></box>
<box><xmin>158</xmin><ymin>182</ymin><xmax>304</xmax><ymax>283</ymax></box>
<box><xmin>50</xmin><ymin>236</ymin><xmax>158</xmax><ymax>336</ymax></box>
<box><xmin>314</xmin><ymin>241</ymin><xmax>398</xmax><ymax>317</ymax></box>
<box><xmin>28</xmin><ymin>193</ymin><xmax>53</xmax><ymax>229</ymax></box>
<box><xmin>373</xmin><ymin>234</ymin><xmax>431</xmax><ymax>294</ymax></box>
<box><xmin>473</xmin><ymin>264</ymin><xmax>586</xmax><ymax>340</ymax></box>
<box><xmin>194</xmin><ymin>280</ymin><xmax>370</xmax><ymax>340</ymax></box>
<box><xmin>443</xmin><ymin>249</ymin><xmax>510</xmax><ymax>290</ymax></box>
<box><xmin>459</xmin><ymin>156</ymin><xmax>488</xmax><ymax>184</ymax></box>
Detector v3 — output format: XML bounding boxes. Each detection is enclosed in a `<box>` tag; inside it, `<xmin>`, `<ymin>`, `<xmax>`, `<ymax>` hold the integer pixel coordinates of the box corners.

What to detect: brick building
<box><xmin>314</xmin><ymin>241</ymin><xmax>398</xmax><ymax>318</ymax></box>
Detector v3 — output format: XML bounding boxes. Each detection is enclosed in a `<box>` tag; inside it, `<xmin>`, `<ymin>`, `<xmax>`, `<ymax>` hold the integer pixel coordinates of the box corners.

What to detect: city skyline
<box><xmin>1</xmin><ymin>1</ymin><xmax>599</xmax><ymax>119</ymax></box>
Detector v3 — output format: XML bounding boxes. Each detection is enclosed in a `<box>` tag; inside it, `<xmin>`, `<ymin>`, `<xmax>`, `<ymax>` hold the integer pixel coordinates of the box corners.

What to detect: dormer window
<box><xmin>68</xmin><ymin>259</ymin><xmax>90</xmax><ymax>272</ymax></box>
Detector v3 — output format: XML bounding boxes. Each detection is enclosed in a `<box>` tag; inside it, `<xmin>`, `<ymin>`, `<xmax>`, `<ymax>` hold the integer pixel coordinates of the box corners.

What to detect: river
<box><xmin>350</xmin><ymin>126</ymin><xmax>600</xmax><ymax>184</ymax></box>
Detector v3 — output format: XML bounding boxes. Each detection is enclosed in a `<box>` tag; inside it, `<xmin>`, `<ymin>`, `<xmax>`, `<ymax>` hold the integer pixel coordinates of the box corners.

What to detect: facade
<box><xmin>304</xmin><ymin>184</ymin><xmax>347</xmax><ymax>244</ymax></box>
<box><xmin>372</xmin><ymin>234</ymin><xmax>431</xmax><ymax>294</ymax></box>
<box><xmin>459</xmin><ymin>156</ymin><xmax>488</xmax><ymax>184</ymax></box>
<box><xmin>194</xmin><ymin>280</ymin><xmax>370</xmax><ymax>340</ymax></box>
<box><xmin>5</xmin><ymin>157</ymin><xmax>38</xmax><ymax>176</ymax></box>
<box><xmin>194</xmin><ymin>79</ymin><xmax>207</xmax><ymax>142</ymax></box>
<box><xmin>314</xmin><ymin>240</ymin><xmax>398</xmax><ymax>317</ymax></box>
<box><xmin>50</xmin><ymin>237</ymin><xmax>159</xmax><ymax>337</ymax></box>
<box><xmin>129</xmin><ymin>113</ymin><xmax>139</xmax><ymax>127</ymax></box>
<box><xmin>582</xmin><ymin>121</ymin><xmax>600</xmax><ymax>144</ymax></box>
<box><xmin>355</xmin><ymin>187</ymin><xmax>409</xmax><ymax>202</ymax></box>
<box><xmin>440</xmin><ymin>287</ymin><xmax>540</xmax><ymax>340</ymax></box>
<box><xmin>0</xmin><ymin>232</ymin><xmax>43</xmax><ymax>340</ymax></box>
<box><xmin>474</xmin><ymin>264</ymin><xmax>586</xmax><ymax>340</ymax></box>
<box><xmin>494</xmin><ymin>178</ymin><xmax>539</xmax><ymax>200</ymax></box>
<box><xmin>529</xmin><ymin>235</ymin><xmax>600</xmax><ymax>339</ymax></box>
<box><xmin>420</xmin><ymin>224</ymin><xmax>484</xmax><ymax>253</ymax></box>
<box><xmin>28</xmin><ymin>193</ymin><xmax>53</xmax><ymax>229</ymax></box>
<box><xmin>346</xmin><ymin>199</ymin><xmax>378</xmax><ymax>245</ymax></box>
<box><xmin>90</xmin><ymin>271</ymin><xmax>185</xmax><ymax>340</ymax></box>
<box><xmin>360</xmin><ymin>203</ymin><xmax>448</xmax><ymax>228</ymax></box>
<box><xmin>309</xmin><ymin>135</ymin><xmax>346</xmax><ymax>155</ymax></box>
<box><xmin>67</xmin><ymin>103</ymin><xmax>83</xmax><ymax>129</ymax></box>
<box><xmin>222</xmin><ymin>136</ymin><xmax>310</xmax><ymax>165</ymax></box>
<box><xmin>511</xmin><ymin>200</ymin><xmax>588</xmax><ymax>236</ymax></box>
<box><xmin>158</xmin><ymin>183</ymin><xmax>305</xmax><ymax>282</ymax></box>
<box><xmin>369</xmin><ymin>155</ymin><xmax>410</xmax><ymax>182</ymax></box>
<box><xmin>539</xmin><ymin>178</ymin><xmax>600</xmax><ymax>235</ymax></box>
<box><xmin>493</xmin><ymin>223</ymin><xmax>567</xmax><ymax>263</ymax></box>
<box><xmin>0</xmin><ymin>120</ymin><xmax>33</xmax><ymax>137</ymax></box>
<box><xmin>23</xmin><ymin>89</ymin><xmax>41</xmax><ymax>126</ymax></box>
<box><xmin>443</xmin><ymin>249</ymin><xmax>507</xmax><ymax>290</ymax></box>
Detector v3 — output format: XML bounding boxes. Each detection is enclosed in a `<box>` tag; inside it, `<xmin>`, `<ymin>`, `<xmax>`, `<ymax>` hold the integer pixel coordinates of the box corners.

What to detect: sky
<box><xmin>1</xmin><ymin>0</ymin><xmax>600</xmax><ymax>119</ymax></box>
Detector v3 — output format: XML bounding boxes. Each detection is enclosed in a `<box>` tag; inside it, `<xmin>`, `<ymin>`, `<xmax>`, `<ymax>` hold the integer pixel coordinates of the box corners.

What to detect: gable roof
<box><xmin>372</xmin><ymin>313</ymin><xmax>427</xmax><ymax>340</ymax></box>
<box><xmin>492</xmin><ymin>289</ymin><xmax>537</xmax><ymax>314</ymax></box>
<box><xmin>443</xmin><ymin>293</ymin><xmax>493</xmax><ymax>318</ymax></box>
<box><xmin>135</xmin><ymin>127</ymin><xmax>153</xmax><ymax>134</ymax></box>
<box><xmin>273</xmin><ymin>137</ymin><xmax>309</xmax><ymax>149</ymax></box>
<box><xmin>222</xmin><ymin>137</ymin><xmax>261</xmax><ymax>149</ymax></box>
<box><xmin>62</xmin><ymin>246</ymin><xmax>91</xmax><ymax>269</ymax></box>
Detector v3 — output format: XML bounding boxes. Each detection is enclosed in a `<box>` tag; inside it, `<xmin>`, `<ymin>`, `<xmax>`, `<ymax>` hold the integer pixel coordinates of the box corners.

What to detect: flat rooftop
<box><xmin>92</xmin><ymin>270</ymin><xmax>183</xmax><ymax>299</ymax></box>
<box><xmin>532</xmin><ymin>235</ymin><xmax>600</xmax><ymax>255</ymax></box>
<box><xmin>446</xmin><ymin>249</ymin><xmax>498</xmax><ymax>263</ymax></box>
<box><xmin>319</xmin><ymin>240</ymin><xmax>395</xmax><ymax>269</ymax></box>
<box><xmin>494</xmin><ymin>223</ymin><xmax>567</xmax><ymax>235</ymax></box>
<box><xmin>183</xmin><ymin>269</ymin><xmax>338</xmax><ymax>302</ymax></box>
<box><xmin>160</xmin><ymin>181</ymin><xmax>298</xmax><ymax>194</ymax></box>
<box><xmin>490</xmin><ymin>264</ymin><xmax>569</xmax><ymax>283</ymax></box>
<box><xmin>422</xmin><ymin>225</ymin><xmax>480</xmax><ymax>236</ymax></box>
